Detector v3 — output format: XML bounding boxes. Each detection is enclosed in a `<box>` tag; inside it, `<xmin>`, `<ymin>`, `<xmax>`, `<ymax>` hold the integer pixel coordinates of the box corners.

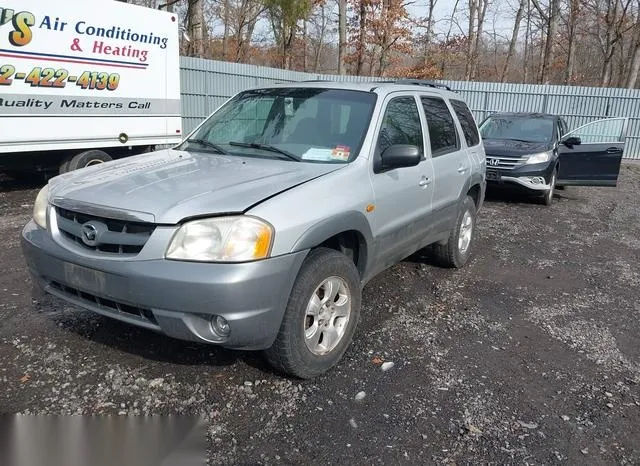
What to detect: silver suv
<box><xmin>22</xmin><ymin>80</ymin><xmax>486</xmax><ymax>378</ymax></box>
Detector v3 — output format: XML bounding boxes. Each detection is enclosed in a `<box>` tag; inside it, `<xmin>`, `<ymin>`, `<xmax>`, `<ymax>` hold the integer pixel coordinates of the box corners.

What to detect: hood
<box><xmin>49</xmin><ymin>149</ymin><xmax>343</xmax><ymax>224</ymax></box>
<box><xmin>482</xmin><ymin>139</ymin><xmax>553</xmax><ymax>157</ymax></box>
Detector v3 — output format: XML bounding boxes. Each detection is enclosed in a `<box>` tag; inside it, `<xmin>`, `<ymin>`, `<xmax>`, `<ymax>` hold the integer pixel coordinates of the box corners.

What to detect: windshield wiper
<box><xmin>228</xmin><ymin>141</ymin><xmax>300</xmax><ymax>162</ymax></box>
<box><xmin>505</xmin><ymin>138</ymin><xmax>537</xmax><ymax>143</ymax></box>
<box><xmin>185</xmin><ymin>138</ymin><xmax>228</xmax><ymax>154</ymax></box>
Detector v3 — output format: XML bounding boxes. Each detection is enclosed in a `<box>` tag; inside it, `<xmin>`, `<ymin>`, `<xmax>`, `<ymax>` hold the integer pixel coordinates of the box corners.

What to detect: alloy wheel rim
<box><xmin>303</xmin><ymin>276</ymin><xmax>351</xmax><ymax>355</ymax></box>
<box><xmin>458</xmin><ymin>210</ymin><xmax>473</xmax><ymax>254</ymax></box>
<box><xmin>547</xmin><ymin>172</ymin><xmax>556</xmax><ymax>202</ymax></box>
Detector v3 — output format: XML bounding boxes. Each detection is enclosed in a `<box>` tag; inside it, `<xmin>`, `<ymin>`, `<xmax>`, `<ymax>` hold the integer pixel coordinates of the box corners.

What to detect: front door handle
<box><xmin>457</xmin><ymin>166</ymin><xmax>467</xmax><ymax>173</ymax></box>
<box><xmin>606</xmin><ymin>147</ymin><xmax>622</xmax><ymax>154</ymax></box>
<box><xmin>418</xmin><ymin>177</ymin><xmax>430</xmax><ymax>187</ymax></box>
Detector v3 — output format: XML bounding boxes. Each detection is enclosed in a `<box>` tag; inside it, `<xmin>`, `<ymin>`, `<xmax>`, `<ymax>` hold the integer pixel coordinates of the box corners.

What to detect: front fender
<box><xmin>291</xmin><ymin>210</ymin><xmax>374</xmax><ymax>277</ymax></box>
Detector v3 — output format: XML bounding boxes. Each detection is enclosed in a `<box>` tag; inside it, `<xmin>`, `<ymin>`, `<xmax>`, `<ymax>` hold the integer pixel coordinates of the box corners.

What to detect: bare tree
<box><xmin>338</xmin><ymin>0</ymin><xmax>347</xmax><ymax>74</ymax></box>
<box><xmin>626</xmin><ymin>2</ymin><xmax>640</xmax><ymax>87</ymax></box>
<box><xmin>501</xmin><ymin>0</ymin><xmax>526</xmax><ymax>82</ymax></box>
<box><xmin>186</xmin><ymin>0</ymin><xmax>206</xmax><ymax>57</ymax></box>
<box><xmin>531</xmin><ymin>0</ymin><xmax>560</xmax><ymax>83</ymax></box>
<box><xmin>465</xmin><ymin>0</ymin><xmax>490</xmax><ymax>80</ymax></box>
<box><xmin>564</xmin><ymin>0</ymin><xmax>581</xmax><ymax>84</ymax></box>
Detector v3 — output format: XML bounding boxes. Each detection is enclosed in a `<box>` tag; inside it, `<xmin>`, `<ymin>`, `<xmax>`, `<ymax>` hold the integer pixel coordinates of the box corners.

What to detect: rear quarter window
<box><xmin>420</xmin><ymin>96</ymin><xmax>460</xmax><ymax>157</ymax></box>
<box><xmin>451</xmin><ymin>100</ymin><xmax>480</xmax><ymax>147</ymax></box>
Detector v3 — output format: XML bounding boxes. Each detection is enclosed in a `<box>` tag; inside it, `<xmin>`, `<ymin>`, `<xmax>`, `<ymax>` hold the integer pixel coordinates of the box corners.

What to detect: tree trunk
<box><xmin>601</xmin><ymin>55</ymin><xmax>613</xmax><ymax>87</ymax></box>
<box><xmin>464</xmin><ymin>0</ymin><xmax>477</xmax><ymax>80</ymax></box>
<box><xmin>356</xmin><ymin>1</ymin><xmax>367</xmax><ymax>75</ymax></box>
<box><xmin>626</xmin><ymin>33</ymin><xmax>640</xmax><ymax>88</ymax></box>
<box><xmin>302</xmin><ymin>19</ymin><xmax>307</xmax><ymax>71</ymax></box>
<box><xmin>442</xmin><ymin>0</ymin><xmax>460</xmax><ymax>77</ymax></box>
<box><xmin>338</xmin><ymin>0</ymin><xmax>347</xmax><ymax>74</ymax></box>
<box><xmin>471</xmin><ymin>0</ymin><xmax>488</xmax><ymax>79</ymax></box>
<box><xmin>222</xmin><ymin>0</ymin><xmax>230</xmax><ymax>60</ymax></box>
<box><xmin>500</xmin><ymin>0</ymin><xmax>525</xmax><ymax>83</ymax></box>
<box><xmin>539</xmin><ymin>0</ymin><xmax>558</xmax><ymax>84</ymax></box>
<box><xmin>564</xmin><ymin>0</ymin><xmax>579</xmax><ymax>84</ymax></box>
<box><xmin>313</xmin><ymin>5</ymin><xmax>327</xmax><ymax>72</ymax></box>
<box><xmin>283</xmin><ymin>24</ymin><xmax>293</xmax><ymax>69</ymax></box>
<box><xmin>187</xmin><ymin>0</ymin><xmax>205</xmax><ymax>58</ymax></box>
<box><xmin>421</xmin><ymin>0</ymin><xmax>436</xmax><ymax>67</ymax></box>
<box><xmin>523</xmin><ymin>0</ymin><xmax>530</xmax><ymax>83</ymax></box>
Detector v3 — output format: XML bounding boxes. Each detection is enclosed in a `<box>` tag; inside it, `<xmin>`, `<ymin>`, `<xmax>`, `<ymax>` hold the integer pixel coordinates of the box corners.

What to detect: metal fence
<box><xmin>180</xmin><ymin>56</ymin><xmax>640</xmax><ymax>160</ymax></box>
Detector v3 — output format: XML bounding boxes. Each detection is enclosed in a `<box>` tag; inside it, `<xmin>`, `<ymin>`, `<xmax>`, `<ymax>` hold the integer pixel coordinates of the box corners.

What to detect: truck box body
<box><xmin>0</xmin><ymin>0</ymin><xmax>181</xmax><ymax>170</ymax></box>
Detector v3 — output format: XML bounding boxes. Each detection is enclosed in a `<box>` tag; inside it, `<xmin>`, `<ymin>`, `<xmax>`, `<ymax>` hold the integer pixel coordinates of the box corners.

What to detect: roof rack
<box><xmin>393</xmin><ymin>79</ymin><xmax>453</xmax><ymax>91</ymax></box>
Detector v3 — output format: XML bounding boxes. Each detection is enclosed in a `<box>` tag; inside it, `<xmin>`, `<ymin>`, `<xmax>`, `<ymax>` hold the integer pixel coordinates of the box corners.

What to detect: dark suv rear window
<box><xmin>451</xmin><ymin>100</ymin><xmax>480</xmax><ymax>147</ymax></box>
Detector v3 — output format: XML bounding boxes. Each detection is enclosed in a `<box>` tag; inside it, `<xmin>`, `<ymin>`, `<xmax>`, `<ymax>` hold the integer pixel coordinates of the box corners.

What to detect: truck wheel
<box><xmin>65</xmin><ymin>150</ymin><xmax>112</xmax><ymax>172</ymax></box>
<box><xmin>432</xmin><ymin>195</ymin><xmax>477</xmax><ymax>268</ymax></box>
<box><xmin>264</xmin><ymin>248</ymin><xmax>361</xmax><ymax>379</ymax></box>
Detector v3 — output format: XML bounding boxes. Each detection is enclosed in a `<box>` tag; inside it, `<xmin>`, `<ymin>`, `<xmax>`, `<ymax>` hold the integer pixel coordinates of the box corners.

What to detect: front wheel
<box><xmin>541</xmin><ymin>168</ymin><xmax>557</xmax><ymax>206</ymax></box>
<box><xmin>264</xmin><ymin>248</ymin><xmax>361</xmax><ymax>379</ymax></box>
<box><xmin>432</xmin><ymin>195</ymin><xmax>477</xmax><ymax>268</ymax></box>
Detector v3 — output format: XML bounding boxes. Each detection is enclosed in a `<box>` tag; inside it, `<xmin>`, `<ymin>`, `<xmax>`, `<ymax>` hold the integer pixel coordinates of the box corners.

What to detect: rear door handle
<box><xmin>606</xmin><ymin>147</ymin><xmax>622</xmax><ymax>154</ymax></box>
<box><xmin>457</xmin><ymin>166</ymin><xmax>467</xmax><ymax>173</ymax></box>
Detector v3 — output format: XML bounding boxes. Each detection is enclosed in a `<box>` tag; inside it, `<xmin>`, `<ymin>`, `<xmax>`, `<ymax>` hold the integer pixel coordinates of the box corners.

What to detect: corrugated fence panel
<box><xmin>178</xmin><ymin>57</ymin><xmax>640</xmax><ymax>159</ymax></box>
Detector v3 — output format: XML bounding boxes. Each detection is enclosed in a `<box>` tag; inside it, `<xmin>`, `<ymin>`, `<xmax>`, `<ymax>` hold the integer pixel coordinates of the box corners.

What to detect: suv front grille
<box><xmin>49</xmin><ymin>280</ymin><xmax>158</xmax><ymax>325</ymax></box>
<box><xmin>485</xmin><ymin>155</ymin><xmax>528</xmax><ymax>170</ymax></box>
<box><xmin>55</xmin><ymin>207</ymin><xmax>155</xmax><ymax>255</ymax></box>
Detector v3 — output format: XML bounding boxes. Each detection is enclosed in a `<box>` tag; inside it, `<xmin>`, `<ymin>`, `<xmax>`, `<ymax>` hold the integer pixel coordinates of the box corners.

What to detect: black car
<box><xmin>479</xmin><ymin>112</ymin><xmax>627</xmax><ymax>205</ymax></box>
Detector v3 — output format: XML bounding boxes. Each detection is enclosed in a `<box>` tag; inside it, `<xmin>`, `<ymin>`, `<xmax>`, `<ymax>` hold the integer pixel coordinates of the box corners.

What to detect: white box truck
<box><xmin>0</xmin><ymin>0</ymin><xmax>182</xmax><ymax>177</ymax></box>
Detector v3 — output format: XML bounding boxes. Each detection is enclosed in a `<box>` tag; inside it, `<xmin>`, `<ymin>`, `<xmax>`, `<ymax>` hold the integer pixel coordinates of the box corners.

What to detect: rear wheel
<box><xmin>63</xmin><ymin>150</ymin><xmax>112</xmax><ymax>173</ymax></box>
<box><xmin>264</xmin><ymin>248</ymin><xmax>361</xmax><ymax>379</ymax></box>
<box><xmin>432</xmin><ymin>195</ymin><xmax>477</xmax><ymax>268</ymax></box>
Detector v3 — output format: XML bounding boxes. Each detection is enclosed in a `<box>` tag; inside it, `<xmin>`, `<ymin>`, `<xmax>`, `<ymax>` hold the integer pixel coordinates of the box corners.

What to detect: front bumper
<box><xmin>21</xmin><ymin>220</ymin><xmax>307</xmax><ymax>350</ymax></box>
<box><xmin>486</xmin><ymin>161</ymin><xmax>556</xmax><ymax>191</ymax></box>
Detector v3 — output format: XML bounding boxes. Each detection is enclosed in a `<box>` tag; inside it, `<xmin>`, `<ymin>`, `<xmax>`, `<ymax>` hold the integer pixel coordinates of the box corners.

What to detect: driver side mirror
<box><xmin>379</xmin><ymin>145</ymin><xmax>421</xmax><ymax>171</ymax></box>
<box><xmin>562</xmin><ymin>136</ymin><xmax>581</xmax><ymax>148</ymax></box>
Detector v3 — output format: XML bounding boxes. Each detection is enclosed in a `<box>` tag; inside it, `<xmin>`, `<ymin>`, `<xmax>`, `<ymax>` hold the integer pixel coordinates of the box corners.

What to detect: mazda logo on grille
<box><xmin>81</xmin><ymin>222</ymin><xmax>102</xmax><ymax>247</ymax></box>
<box><xmin>487</xmin><ymin>158</ymin><xmax>500</xmax><ymax>166</ymax></box>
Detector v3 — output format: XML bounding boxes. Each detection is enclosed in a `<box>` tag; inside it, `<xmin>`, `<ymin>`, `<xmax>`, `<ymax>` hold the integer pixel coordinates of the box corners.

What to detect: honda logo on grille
<box><xmin>487</xmin><ymin>158</ymin><xmax>500</xmax><ymax>166</ymax></box>
<box><xmin>80</xmin><ymin>221</ymin><xmax>107</xmax><ymax>247</ymax></box>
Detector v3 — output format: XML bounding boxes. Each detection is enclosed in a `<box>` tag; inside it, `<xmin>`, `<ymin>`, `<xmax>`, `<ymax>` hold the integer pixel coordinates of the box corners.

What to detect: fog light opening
<box><xmin>532</xmin><ymin>177</ymin><xmax>545</xmax><ymax>185</ymax></box>
<box><xmin>211</xmin><ymin>315</ymin><xmax>231</xmax><ymax>337</ymax></box>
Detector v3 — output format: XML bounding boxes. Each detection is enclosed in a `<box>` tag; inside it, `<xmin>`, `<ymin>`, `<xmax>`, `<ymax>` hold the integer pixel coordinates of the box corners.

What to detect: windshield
<box><xmin>479</xmin><ymin>116</ymin><xmax>554</xmax><ymax>143</ymax></box>
<box><xmin>180</xmin><ymin>88</ymin><xmax>377</xmax><ymax>163</ymax></box>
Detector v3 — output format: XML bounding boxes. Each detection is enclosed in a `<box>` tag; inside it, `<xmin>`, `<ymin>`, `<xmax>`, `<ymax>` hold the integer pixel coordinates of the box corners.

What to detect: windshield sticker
<box><xmin>331</xmin><ymin>145</ymin><xmax>351</xmax><ymax>161</ymax></box>
<box><xmin>301</xmin><ymin>148</ymin><xmax>335</xmax><ymax>161</ymax></box>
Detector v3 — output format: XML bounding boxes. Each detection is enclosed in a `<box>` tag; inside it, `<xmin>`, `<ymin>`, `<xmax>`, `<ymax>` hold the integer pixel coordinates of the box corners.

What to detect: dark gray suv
<box><xmin>480</xmin><ymin>112</ymin><xmax>626</xmax><ymax>205</ymax></box>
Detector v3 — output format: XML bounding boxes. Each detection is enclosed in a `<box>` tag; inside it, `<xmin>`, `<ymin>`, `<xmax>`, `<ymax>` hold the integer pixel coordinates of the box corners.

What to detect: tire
<box><xmin>432</xmin><ymin>195</ymin><xmax>477</xmax><ymax>268</ymax></box>
<box><xmin>59</xmin><ymin>159</ymin><xmax>70</xmax><ymax>174</ymax></box>
<box><xmin>264</xmin><ymin>248</ymin><xmax>362</xmax><ymax>379</ymax></box>
<box><xmin>541</xmin><ymin>168</ymin><xmax>557</xmax><ymax>206</ymax></box>
<box><xmin>65</xmin><ymin>150</ymin><xmax>112</xmax><ymax>171</ymax></box>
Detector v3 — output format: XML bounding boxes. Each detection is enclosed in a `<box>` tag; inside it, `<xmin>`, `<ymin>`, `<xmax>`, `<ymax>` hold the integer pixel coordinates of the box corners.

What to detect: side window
<box><xmin>377</xmin><ymin>97</ymin><xmax>424</xmax><ymax>155</ymax></box>
<box><xmin>563</xmin><ymin>118</ymin><xmax>626</xmax><ymax>143</ymax></box>
<box><xmin>450</xmin><ymin>99</ymin><xmax>480</xmax><ymax>147</ymax></box>
<box><xmin>421</xmin><ymin>97</ymin><xmax>460</xmax><ymax>156</ymax></box>
<box><xmin>559</xmin><ymin>119</ymin><xmax>568</xmax><ymax>138</ymax></box>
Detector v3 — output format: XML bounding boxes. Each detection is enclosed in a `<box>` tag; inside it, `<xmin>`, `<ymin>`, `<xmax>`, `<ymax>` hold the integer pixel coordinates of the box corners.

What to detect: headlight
<box><xmin>33</xmin><ymin>184</ymin><xmax>49</xmax><ymax>229</ymax></box>
<box><xmin>166</xmin><ymin>216</ymin><xmax>273</xmax><ymax>262</ymax></box>
<box><xmin>524</xmin><ymin>151</ymin><xmax>552</xmax><ymax>164</ymax></box>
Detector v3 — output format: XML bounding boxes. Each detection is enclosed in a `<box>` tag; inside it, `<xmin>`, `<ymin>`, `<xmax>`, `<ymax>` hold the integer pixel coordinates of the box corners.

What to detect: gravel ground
<box><xmin>1</xmin><ymin>165</ymin><xmax>639</xmax><ymax>465</ymax></box>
